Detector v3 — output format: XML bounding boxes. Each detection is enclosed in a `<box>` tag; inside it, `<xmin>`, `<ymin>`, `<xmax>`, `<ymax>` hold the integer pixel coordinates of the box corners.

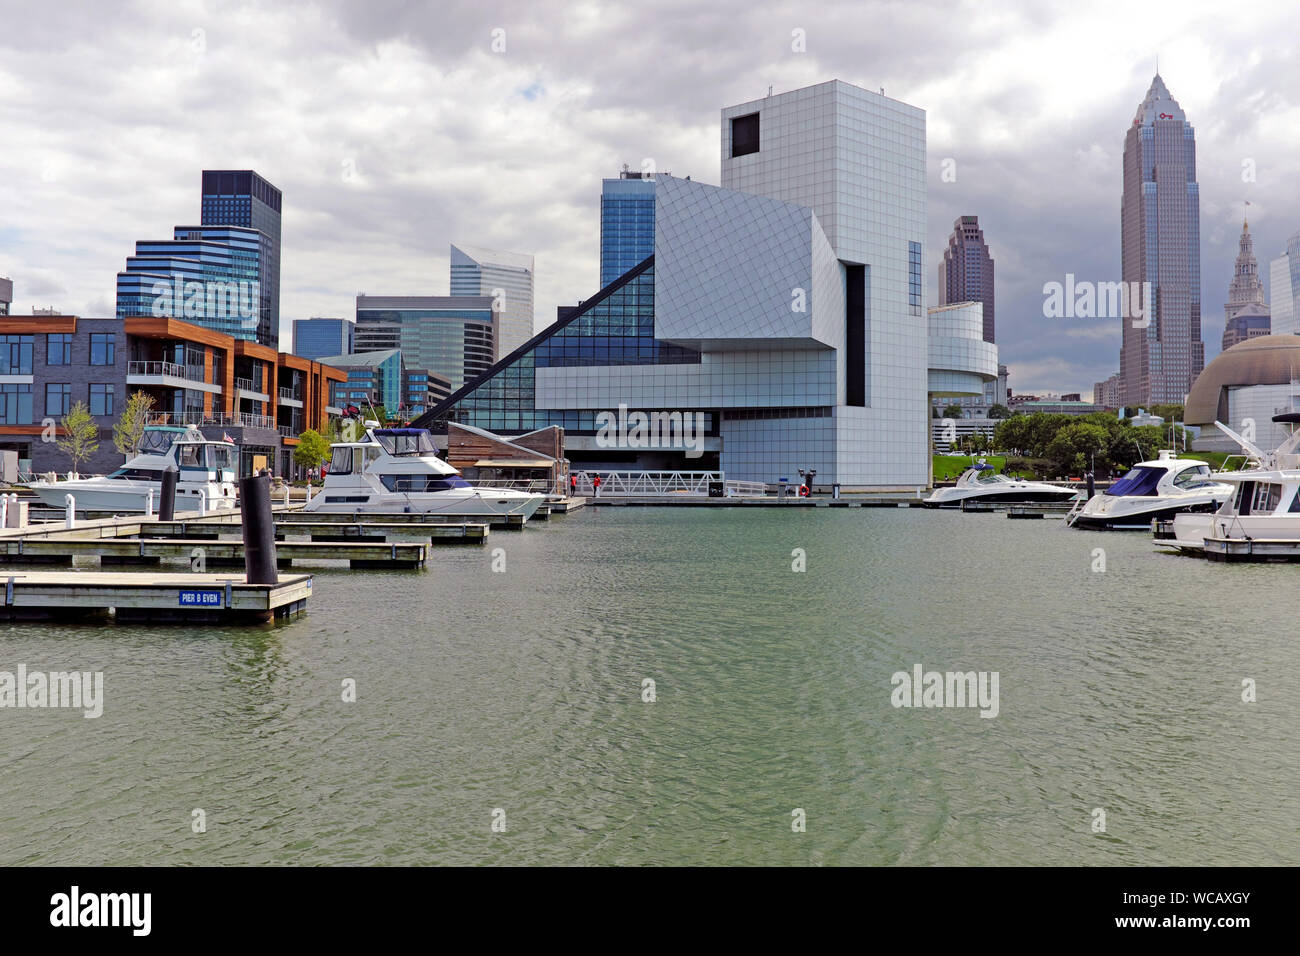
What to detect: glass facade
<box><xmin>0</xmin><ymin>384</ymin><xmax>32</xmax><ymax>424</ymax></box>
<box><xmin>355</xmin><ymin>301</ymin><xmax>494</xmax><ymax>392</ymax></box>
<box><xmin>449</xmin><ymin>245</ymin><xmax>535</xmax><ymax>359</ymax></box>
<box><xmin>201</xmin><ymin>170</ymin><xmax>282</xmax><ymax>348</ymax></box>
<box><xmin>116</xmin><ymin>225</ymin><xmax>269</xmax><ymax>344</ymax></box>
<box><xmin>417</xmin><ymin>257</ymin><xmax>702</xmax><ymax>434</ymax></box>
<box><xmin>1</xmin><ymin>334</ymin><xmax>32</xmax><ymax>375</ymax></box>
<box><xmin>293</xmin><ymin>318</ymin><xmax>354</xmax><ymax>361</ymax></box>
<box><xmin>600</xmin><ymin>175</ymin><xmax>656</xmax><ymax>287</ymax></box>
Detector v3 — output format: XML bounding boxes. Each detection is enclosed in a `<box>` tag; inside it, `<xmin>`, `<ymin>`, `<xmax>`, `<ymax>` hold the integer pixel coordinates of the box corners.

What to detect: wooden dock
<box><xmin>0</xmin><ymin>571</ymin><xmax>312</xmax><ymax>623</ymax></box>
<box><xmin>142</xmin><ymin>519</ymin><xmax>487</xmax><ymax>544</ymax></box>
<box><xmin>1203</xmin><ymin>537</ymin><xmax>1300</xmax><ymax>562</ymax></box>
<box><xmin>0</xmin><ymin>536</ymin><xmax>428</xmax><ymax>569</ymax></box>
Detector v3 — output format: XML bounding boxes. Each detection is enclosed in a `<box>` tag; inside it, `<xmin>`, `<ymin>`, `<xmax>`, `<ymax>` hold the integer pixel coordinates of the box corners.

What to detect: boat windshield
<box><xmin>138</xmin><ymin>428</ymin><xmax>185</xmax><ymax>455</ymax></box>
<box><xmin>206</xmin><ymin>444</ymin><xmax>237</xmax><ymax>470</ymax></box>
<box><xmin>974</xmin><ymin>471</ymin><xmax>1012</xmax><ymax>483</ymax></box>
<box><xmin>1107</xmin><ymin>465</ymin><xmax>1163</xmax><ymax>496</ymax></box>
<box><xmin>374</xmin><ymin>429</ymin><xmax>437</xmax><ymax>456</ymax></box>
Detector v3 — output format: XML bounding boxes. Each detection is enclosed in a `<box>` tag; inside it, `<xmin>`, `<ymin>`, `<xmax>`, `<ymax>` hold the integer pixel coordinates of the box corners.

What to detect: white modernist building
<box><xmin>419</xmin><ymin>80</ymin><xmax>938</xmax><ymax>490</ymax></box>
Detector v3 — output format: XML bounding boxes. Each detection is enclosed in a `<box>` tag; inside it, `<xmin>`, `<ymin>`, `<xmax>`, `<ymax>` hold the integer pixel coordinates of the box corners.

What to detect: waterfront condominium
<box><xmin>449</xmin><ymin>244</ymin><xmax>534</xmax><ymax>359</ymax></box>
<box><xmin>201</xmin><ymin>170</ymin><xmax>282</xmax><ymax>347</ymax></box>
<box><xmin>937</xmin><ymin>216</ymin><xmax>995</xmax><ymax>344</ymax></box>
<box><xmin>354</xmin><ymin>295</ymin><xmax>494</xmax><ymax>392</ymax></box>
<box><xmin>1119</xmin><ymin>74</ymin><xmax>1204</xmax><ymax>407</ymax></box>
<box><xmin>413</xmin><ymin>79</ymin><xmax>939</xmax><ymax>490</ymax></box>
<box><xmin>293</xmin><ymin>317</ymin><xmax>354</xmax><ymax>362</ymax></box>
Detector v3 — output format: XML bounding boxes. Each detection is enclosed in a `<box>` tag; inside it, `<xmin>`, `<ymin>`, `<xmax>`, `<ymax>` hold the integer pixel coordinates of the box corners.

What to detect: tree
<box><xmin>987</xmin><ymin>403</ymin><xmax>1012</xmax><ymax>419</ymax></box>
<box><xmin>1150</xmin><ymin>403</ymin><xmax>1184</xmax><ymax>422</ymax></box>
<box><xmin>1045</xmin><ymin>422</ymin><xmax>1108</xmax><ymax>476</ymax></box>
<box><xmin>293</xmin><ymin>429</ymin><xmax>331</xmax><ymax>475</ymax></box>
<box><xmin>941</xmin><ymin>404</ymin><xmax>965</xmax><ymax>420</ymax></box>
<box><xmin>58</xmin><ymin>401</ymin><xmax>100</xmax><ymax>475</ymax></box>
<box><xmin>113</xmin><ymin>390</ymin><xmax>155</xmax><ymax>457</ymax></box>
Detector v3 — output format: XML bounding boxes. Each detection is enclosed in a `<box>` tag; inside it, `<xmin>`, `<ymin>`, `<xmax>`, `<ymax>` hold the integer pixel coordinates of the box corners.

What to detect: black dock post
<box><xmin>239</xmin><ymin>469</ymin><xmax>279</xmax><ymax>584</ymax></box>
<box><xmin>159</xmin><ymin>466</ymin><xmax>178</xmax><ymax>521</ymax></box>
<box><xmin>1085</xmin><ymin>471</ymin><xmax>1096</xmax><ymax>499</ymax></box>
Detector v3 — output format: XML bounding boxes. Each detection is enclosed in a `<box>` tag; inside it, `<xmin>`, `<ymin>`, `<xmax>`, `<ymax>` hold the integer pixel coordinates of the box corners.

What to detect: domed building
<box><xmin>1185</xmin><ymin>335</ymin><xmax>1300</xmax><ymax>452</ymax></box>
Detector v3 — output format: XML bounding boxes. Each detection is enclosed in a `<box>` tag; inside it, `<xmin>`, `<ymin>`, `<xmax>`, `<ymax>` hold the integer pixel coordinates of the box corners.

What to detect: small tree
<box><xmin>987</xmin><ymin>403</ymin><xmax>1012</xmax><ymax>419</ymax></box>
<box><xmin>293</xmin><ymin>429</ymin><xmax>331</xmax><ymax>477</ymax></box>
<box><xmin>113</xmin><ymin>390</ymin><xmax>156</xmax><ymax>457</ymax></box>
<box><xmin>58</xmin><ymin>401</ymin><xmax>100</xmax><ymax>475</ymax></box>
<box><xmin>942</xmin><ymin>404</ymin><xmax>966</xmax><ymax>420</ymax></box>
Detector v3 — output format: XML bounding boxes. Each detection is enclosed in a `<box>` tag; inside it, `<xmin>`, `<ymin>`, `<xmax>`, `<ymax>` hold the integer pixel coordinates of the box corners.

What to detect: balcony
<box><xmin>128</xmin><ymin>361</ymin><xmax>222</xmax><ymax>394</ymax></box>
<box><xmin>234</xmin><ymin>377</ymin><xmax>270</xmax><ymax>402</ymax></box>
<box><xmin>278</xmin><ymin>386</ymin><xmax>303</xmax><ymax>408</ymax></box>
<box><xmin>147</xmin><ymin>411</ymin><xmax>278</xmax><ymax>431</ymax></box>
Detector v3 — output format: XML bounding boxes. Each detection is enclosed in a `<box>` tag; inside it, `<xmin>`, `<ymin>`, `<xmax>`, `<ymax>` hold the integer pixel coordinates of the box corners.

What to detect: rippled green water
<box><xmin>1</xmin><ymin>507</ymin><xmax>1296</xmax><ymax>865</ymax></box>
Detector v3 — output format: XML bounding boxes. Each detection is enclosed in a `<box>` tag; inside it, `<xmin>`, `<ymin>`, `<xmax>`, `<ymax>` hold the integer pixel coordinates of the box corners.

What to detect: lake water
<box><xmin>1</xmin><ymin>506</ymin><xmax>1296</xmax><ymax>865</ymax></box>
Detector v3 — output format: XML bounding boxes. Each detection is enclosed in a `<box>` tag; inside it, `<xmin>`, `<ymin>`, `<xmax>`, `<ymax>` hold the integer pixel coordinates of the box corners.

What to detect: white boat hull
<box><xmin>27</xmin><ymin>480</ymin><xmax>235</xmax><ymax>513</ymax></box>
<box><xmin>304</xmin><ymin>489</ymin><xmax>544</xmax><ymax>518</ymax></box>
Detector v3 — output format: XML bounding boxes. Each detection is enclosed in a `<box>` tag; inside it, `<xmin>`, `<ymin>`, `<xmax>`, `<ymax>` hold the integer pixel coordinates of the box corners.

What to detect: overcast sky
<box><xmin>2</xmin><ymin>0</ymin><xmax>1298</xmax><ymax>397</ymax></box>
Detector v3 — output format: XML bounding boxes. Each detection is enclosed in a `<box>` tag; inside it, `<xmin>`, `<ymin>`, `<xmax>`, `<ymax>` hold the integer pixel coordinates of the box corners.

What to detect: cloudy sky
<box><xmin>2</xmin><ymin>0</ymin><xmax>1298</xmax><ymax>397</ymax></box>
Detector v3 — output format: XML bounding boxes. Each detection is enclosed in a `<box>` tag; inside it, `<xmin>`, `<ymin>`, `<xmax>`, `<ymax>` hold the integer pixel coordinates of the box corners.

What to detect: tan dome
<box><xmin>1185</xmin><ymin>334</ymin><xmax>1300</xmax><ymax>425</ymax></box>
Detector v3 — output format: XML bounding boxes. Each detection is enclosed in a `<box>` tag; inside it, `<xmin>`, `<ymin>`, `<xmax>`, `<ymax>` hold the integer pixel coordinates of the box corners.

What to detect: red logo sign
<box><xmin>1159</xmin><ymin>112</ymin><xmax>1174</xmax><ymax>119</ymax></box>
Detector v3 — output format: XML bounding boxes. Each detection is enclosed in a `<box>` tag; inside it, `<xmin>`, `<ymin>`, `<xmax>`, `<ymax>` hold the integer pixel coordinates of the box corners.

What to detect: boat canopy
<box><xmin>373</xmin><ymin>428</ymin><xmax>437</xmax><ymax>456</ymax></box>
<box><xmin>1106</xmin><ymin>465</ymin><xmax>1163</xmax><ymax>496</ymax></box>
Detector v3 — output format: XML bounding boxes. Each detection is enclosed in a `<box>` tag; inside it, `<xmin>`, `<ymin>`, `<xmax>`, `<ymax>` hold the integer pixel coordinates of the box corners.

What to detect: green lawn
<box><xmin>933</xmin><ymin>454</ymin><xmax>1007</xmax><ymax>481</ymax></box>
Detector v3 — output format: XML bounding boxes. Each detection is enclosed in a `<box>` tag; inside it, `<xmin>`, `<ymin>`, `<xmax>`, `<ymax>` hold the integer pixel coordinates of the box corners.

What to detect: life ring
<box><xmin>798</xmin><ymin>485</ymin><xmax>810</xmax><ymax>497</ymax></box>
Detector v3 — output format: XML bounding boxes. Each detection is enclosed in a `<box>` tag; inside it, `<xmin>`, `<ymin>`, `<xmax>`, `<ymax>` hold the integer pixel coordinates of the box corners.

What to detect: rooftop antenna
<box><xmin>767</xmin><ymin>85</ymin><xmax>772</xmax><ymax>97</ymax></box>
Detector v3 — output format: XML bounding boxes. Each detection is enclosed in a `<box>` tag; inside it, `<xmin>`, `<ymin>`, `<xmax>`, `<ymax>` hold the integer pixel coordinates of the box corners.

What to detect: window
<box><xmin>45</xmin><ymin>383</ymin><xmax>72</xmax><ymax>417</ymax></box>
<box><xmin>178</xmin><ymin>444</ymin><xmax>203</xmax><ymax>468</ymax></box>
<box><xmin>731</xmin><ymin>113</ymin><xmax>760</xmax><ymax>157</ymax></box>
<box><xmin>90</xmin><ymin>333</ymin><xmax>116</xmax><ymax>365</ymax></box>
<box><xmin>0</xmin><ymin>383</ymin><xmax>32</xmax><ymax>424</ymax></box>
<box><xmin>909</xmin><ymin>242</ymin><xmax>923</xmax><ymax>317</ymax></box>
<box><xmin>329</xmin><ymin>445</ymin><xmax>353</xmax><ymax>474</ymax></box>
<box><xmin>1172</xmin><ymin>465</ymin><xmax>1210</xmax><ymax>488</ymax></box>
<box><xmin>0</xmin><ymin>335</ymin><xmax>33</xmax><ymax>375</ymax></box>
<box><xmin>47</xmin><ymin>333</ymin><xmax>72</xmax><ymax>365</ymax></box>
<box><xmin>89</xmin><ymin>383</ymin><xmax>115</xmax><ymax>417</ymax></box>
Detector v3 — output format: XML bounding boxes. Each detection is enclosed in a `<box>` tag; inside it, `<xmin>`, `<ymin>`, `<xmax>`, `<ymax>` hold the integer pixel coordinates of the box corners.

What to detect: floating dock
<box><xmin>0</xmin><ymin>571</ymin><xmax>312</xmax><ymax>623</ymax></box>
<box><xmin>0</xmin><ymin>536</ymin><xmax>428</xmax><ymax>569</ymax></box>
<box><xmin>1203</xmin><ymin>537</ymin><xmax>1300</xmax><ymax>562</ymax></box>
<box><xmin>141</xmin><ymin>519</ymin><xmax>488</xmax><ymax>544</ymax></box>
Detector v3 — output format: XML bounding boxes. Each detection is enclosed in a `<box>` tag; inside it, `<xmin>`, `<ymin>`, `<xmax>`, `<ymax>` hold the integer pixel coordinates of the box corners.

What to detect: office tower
<box><xmin>355</xmin><ymin>295</ymin><xmax>494</xmax><ymax>392</ymax></box>
<box><xmin>449</xmin><ymin>244</ymin><xmax>534</xmax><ymax>358</ymax></box>
<box><xmin>200</xmin><ymin>170</ymin><xmax>282</xmax><ymax>347</ymax></box>
<box><xmin>600</xmin><ymin>167</ymin><xmax>656</xmax><ymax>286</ymax></box>
<box><xmin>293</xmin><ymin>317</ymin><xmax>354</xmax><ymax>362</ymax></box>
<box><xmin>115</xmin><ymin>225</ymin><xmax>269</xmax><ymax>343</ymax></box>
<box><xmin>1268</xmin><ymin>232</ymin><xmax>1300</xmax><ymax>337</ymax></box>
<box><xmin>1221</xmin><ymin>218</ymin><xmax>1269</xmax><ymax>350</ymax></box>
<box><xmin>937</xmin><ymin>216</ymin><xmax>995</xmax><ymax>343</ymax></box>
<box><xmin>1119</xmin><ymin>74</ymin><xmax>1203</xmax><ymax>406</ymax></box>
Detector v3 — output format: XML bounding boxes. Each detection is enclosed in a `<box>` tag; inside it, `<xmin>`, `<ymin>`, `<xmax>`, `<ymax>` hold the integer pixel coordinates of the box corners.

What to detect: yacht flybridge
<box><xmin>922</xmin><ymin>460</ymin><xmax>1079</xmax><ymax>508</ymax></box>
<box><xmin>26</xmin><ymin>425</ymin><xmax>237</xmax><ymax>513</ymax></box>
<box><xmin>1162</xmin><ymin>415</ymin><xmax>1300</xmax><ymax>556</ymax></box>
<box><xmin>1066</xmin><ymin>450</ymin><xmax>1232</xmax><ymax>530</ymax></box>
<box><xmin>305</xmin><ymin>425</ymin><xmax>546</xmax><ymax>517</ymax></box>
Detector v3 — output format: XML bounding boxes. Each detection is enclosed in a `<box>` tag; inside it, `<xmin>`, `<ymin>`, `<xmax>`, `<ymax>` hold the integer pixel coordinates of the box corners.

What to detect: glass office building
<box><xmin>292</xmin><ymin>317</ymin><xmax>354</xmax><ymax>361</ymax></box>
<box><xmin>449</xmin><ymin>244</ymin><xmax>534</xmax><ymax>358</ymax></box>
<box><xmin>319</xmin><ymin>349</ymin><xmax>404</xmax><ymax>417</ymax></box>
<box><xmin>201</xmin><ymin>170</ymin><xmax>282</xmax><ymax>348</ymax></box>
<box><xmin>354</xmin><ymin>296</ymin><xmax>494</xmax><ymax>392</ymax></box>
<box><xmin>600</xmin><ymin>171</ymin><xmax>656</xmax><ymax>287</ymax></box>
<box><xmin>115</xmin><ymin>225</ymin><xmax>267</xmax><ymax>342</ymax></box>
<box><xmin>1119</xmin><ymin>75</ymin><xmax>1203</xmax><ymax>406</ymax></box>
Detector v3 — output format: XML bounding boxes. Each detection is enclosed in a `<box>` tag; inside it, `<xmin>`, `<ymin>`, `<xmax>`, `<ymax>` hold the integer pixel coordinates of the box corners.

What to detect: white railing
<box><xmin>128</xmin><ymin>360</ymin><xmax>206</xmax><ymax>382</ymax></box>
<box><xmin>234</xmin><ymin>377</ymin><xmax>257</xmax><ymax>392</ymax></box>
<box><xmin>569</xmin><ymin>471</ymin><xmax>766</xmax><ymax>497</ymax></box>
<box><xmin>146</xmin><ymin>411</ymin><xmax>278</xmax><ymax>430</ymax></box>
<box><xmin>473</xmin><ymin>477</ymin><xmax>561</xmax><ymax>495</ymax></box>
<box><xmin>279</xmin><ymin>387</ymin><xmax>299</xmax><ymax>401</ymax></box>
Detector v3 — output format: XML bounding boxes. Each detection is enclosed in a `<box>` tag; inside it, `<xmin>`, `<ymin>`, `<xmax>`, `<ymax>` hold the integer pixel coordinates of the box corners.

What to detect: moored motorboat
<box><xmin>923</xmin><ymin>460</ymin><xmax>1079</xmax><ymax>509</ymax></box>
<box><xmin>304</xmin><ymin>425</ymin><xmax>545</xmax><ymax>517</ymax></box>
<box><xmin>1066</xmin><ymin>450</ymin><xmax>1232</xmax><ymax>530</ymax></box>
<box><xmin>25</xmin><ymin>425</ymin><xmax>237</xmax><ymax>513</ymax></box>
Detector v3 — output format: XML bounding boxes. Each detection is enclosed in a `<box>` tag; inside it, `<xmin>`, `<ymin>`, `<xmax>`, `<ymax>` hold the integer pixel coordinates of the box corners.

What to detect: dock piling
<box><xmin>239</xmin><ymin>470</ymin><xmax>279</xmax><ymax>584</ymax></box>
<box><xmin>64</xmin><ymin>494</ymin><xmax>75</xmax><ymax>530</ymax></box>
<box><xmin>159</xmin><ymin>466</ymin><xmax>178</xmax><ymax>521</ymax></box>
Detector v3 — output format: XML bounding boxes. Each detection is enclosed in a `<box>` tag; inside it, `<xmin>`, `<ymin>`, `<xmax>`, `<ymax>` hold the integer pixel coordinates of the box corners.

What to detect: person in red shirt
<box><xmin>592</xmin><ymin>473</ymin><xmax>602</xmax><ymax>498</ymax></box>
<box><xmin>569</xmin><ymin>472</ymin><xmax>577</xmax><ymax>496</ymax></box>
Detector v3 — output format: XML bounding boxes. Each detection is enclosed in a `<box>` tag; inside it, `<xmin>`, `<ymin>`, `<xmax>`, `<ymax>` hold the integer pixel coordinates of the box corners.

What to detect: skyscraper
<box><xmin>937</xmin><ymin>216</ymin><xmax>995</xmax><ymax>343</ymax></box>
<box><xmin>1119</xmin><ymin>75</ymin><xmax>1203</xmax><ymax>406</ymax></box>
<box><xmin>355</xmin><ymin>295</ymin><xmax>494</xmax><ymax>392</ymax></box>
<box><xmin>292</xmin><ymin>317</ymin><xmax>354</xmax><ymax>362</ymax></box>
<box><xmin>201</xmin><ymin>170</ymin><xmax>282</xmax><ymax>347</ymax></box>
<box><xmin>1268</xmin><ymin>232</ymin><xmax>1300</xmax><ymax>336</ymax></box>
<box><xmin>600</xmin><ymin>168</ymin><xmax>656</xmax><ymax>286</ymax></box>
<box><xmin>449</xmin><ymin>244</ymin><xmax>533</xmax><ymax>359</ymax></box>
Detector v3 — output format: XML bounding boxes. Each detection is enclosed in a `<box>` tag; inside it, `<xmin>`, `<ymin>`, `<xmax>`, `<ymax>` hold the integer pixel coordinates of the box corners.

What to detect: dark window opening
<box><xmin>845</xmin><ymin>264</ymin><xmax>866</xmax><ymax>407</ymax></box>
<box><xmin>731</xmin><ymin>113</ymin><xmax>760</xmax><ymax>158</ymax></box>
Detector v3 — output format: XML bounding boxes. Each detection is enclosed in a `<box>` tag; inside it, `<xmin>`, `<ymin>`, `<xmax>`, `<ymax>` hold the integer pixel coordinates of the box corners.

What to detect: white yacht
<box><xmin>26</xmin><ymin>425</ymin><xmax>238</xmax><ymax>513</ymax></box>
<box><xmin>1066</xmin><ymin>450</ymin><xmax>1232</xmax><ymax>530</ymax></box>
<box><xmin>923</xmin><ymin>460</ymin><xmax>1080</xmax><ymax>508</ymax></box>
<box><xmin>1162</xmin><ymin>417</ymin><xmax>1300</xmax><ymax>557</ymax></box>
<box><xmin>304</xmin><ymin>425</ymin><xmax>546</xmax><ymax>518</ymax></box>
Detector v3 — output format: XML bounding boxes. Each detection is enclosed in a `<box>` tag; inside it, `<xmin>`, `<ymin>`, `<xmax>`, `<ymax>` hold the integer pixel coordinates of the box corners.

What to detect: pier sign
<box><xmin>178</xmin><ymin>589</ymin><xmax>223</xmax><ymax>608</ymax></box>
